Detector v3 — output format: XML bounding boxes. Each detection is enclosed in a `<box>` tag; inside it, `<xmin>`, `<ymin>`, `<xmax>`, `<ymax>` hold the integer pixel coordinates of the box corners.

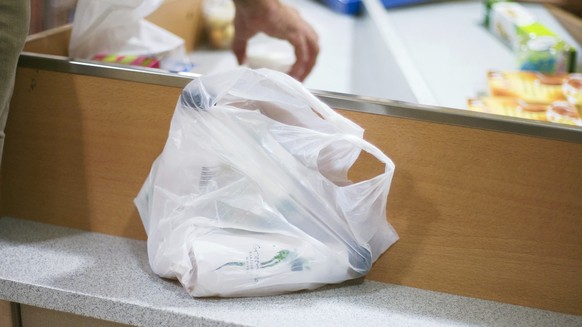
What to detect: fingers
<box><xmin>299</xmin><ymin>27</ymin><xmax>319</xmax><ymax>81</ymax></box>
<box><xmin>287</xmin><ymin>24</ymin><xmax>319</xmax><ymax>81</ymax></box>
<box><xmin>288</xmin><ymin>35</ymin><xmax>307</xmax><ymax>81</ymax></box>
<box><xmin>232</xmin><ymin>34</ymin><xmax>248</xmax><ymax>65</ymax></box>
<box><xmin>231</xmin><ymin>0</ymin><xmax>320</xmax><ymax>81</ymax></box>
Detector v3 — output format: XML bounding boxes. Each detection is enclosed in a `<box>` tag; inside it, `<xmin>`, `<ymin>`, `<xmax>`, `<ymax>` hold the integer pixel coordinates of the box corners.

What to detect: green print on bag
<box><xmin>216</xmin><ymin>249</ymin><xmax>291</xmax><ymax>270</ymax></box>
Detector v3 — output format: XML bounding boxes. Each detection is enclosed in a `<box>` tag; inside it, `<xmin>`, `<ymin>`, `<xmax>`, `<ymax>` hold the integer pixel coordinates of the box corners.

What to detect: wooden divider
<box><xmin>0</xmin><ymin>300</ymin><xmax>14</xmax><ymax>327</ymax></box>
<box><xmin>21</xmin><ymin>305</ymin><xmax>131</xmax><ymax>327</ymax></box>
<box><xmin>2</xmin><ymin>67</ymin><xmax>581</xmax><ymax>315</ymax></box>
<box><xmin>23</xmin><ymin>24</ymin><xmax>71</xmax><ymax>56</ymax></box>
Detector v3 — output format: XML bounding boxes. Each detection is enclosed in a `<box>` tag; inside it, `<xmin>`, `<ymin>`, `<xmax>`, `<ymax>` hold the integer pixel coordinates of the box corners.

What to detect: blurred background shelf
<box><xmin>26</xmin><ymin>0</ymin><xmax>582</xmax><ymax>109</ymax></box>
<box><xmin>358</xmin><ymin>0</ymin><xmax>582</xmax><ymax>109</ymax></box>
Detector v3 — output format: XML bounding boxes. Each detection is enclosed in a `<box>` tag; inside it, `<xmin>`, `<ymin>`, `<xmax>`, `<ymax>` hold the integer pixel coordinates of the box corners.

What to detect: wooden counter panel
<box><xmin>21</xmin><ymin>305</ymin><xmax>131</xmax><ymax>327</ymax></box>
<box><xmin>0</xmin><ymin>300</ymin><xmax>14</xmax><ymax>327</ymax></box>
<box><xmin>2</xmin><ymin>67</ymin><xmax>581</xmax><ymax>315</ymax></box>
<box><xmin>2</xmin><ymin>68</ymin><xmax>179</xmax><ymax>240</ymax></box>
<box><xmin>341</xmin><ymin>110</ymin><xmax>582</xmax><ymax>315</ymax></box>
<box><xmin>24</xmin><ymin>24</ymin><xmax>71</xmax><ymax>56</ymax></box>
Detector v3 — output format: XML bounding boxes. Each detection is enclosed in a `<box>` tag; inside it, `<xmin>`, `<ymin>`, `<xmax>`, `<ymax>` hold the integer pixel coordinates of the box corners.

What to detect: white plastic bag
<box><xmin>69</xmin><ymin>0</ymin><xmax>192</xmax><ymax>72</ymax></box>
<box><xmin>135</xmin><ymin>68</ymin><xmax>398</xmax><ymax>297</ymax></box>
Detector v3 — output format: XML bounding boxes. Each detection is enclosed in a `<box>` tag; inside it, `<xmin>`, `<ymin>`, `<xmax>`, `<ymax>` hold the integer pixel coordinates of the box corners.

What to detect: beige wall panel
<box><xmin>2</xmin><ymin>68</ymin><xmax>179</xmax><ymax>239</ymax></box>
<box><xmin>21</xmin><ymin>305</ymin><xmax>131</xmax><ymax>327</ymax></box>
<box><xmin>23</xmin><ymin>24</ymin><xmax>71</xmax><ymax>56</ymax></box>
<box><xmin>0</xmin><ymin>300</ymin><xmax>14</xmax><ymax>327</ymax></box>
<box><xmin>341</xmin><ymin>110</ymin><xmax>582</xmax><ymax>316</ymax></box>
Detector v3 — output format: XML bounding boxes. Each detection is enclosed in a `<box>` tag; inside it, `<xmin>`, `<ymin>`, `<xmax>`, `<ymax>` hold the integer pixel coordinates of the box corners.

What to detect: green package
<box><xmin>485</xmin><ymin>0</ymin><xmax>577</xmax><ymax>73</ymax></box>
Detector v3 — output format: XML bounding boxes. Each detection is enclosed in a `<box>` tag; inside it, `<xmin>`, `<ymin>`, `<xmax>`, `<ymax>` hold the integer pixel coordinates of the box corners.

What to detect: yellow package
<box><xmin>562</xmin><ymin>74</ymin><xmax>582</xmax><ymax>110</ymax></box>
<box><xmin>487</xmin><ymin>71</ymin><xmax>566</xmax><ymax>104</ymax></box>
<box><xmin>467</xmin><ymin>97</ymin><xmax>548</xmax><ymax>121</ymax></box>
<box><xmin>546</xmin><ymin>101</ymin><xmax>582</xmax><ymax>126</ymax></box>
<box><xmin>467</xmin><ymin>97</ymin><xmax>582</xmax><ymax>126</ymax></box>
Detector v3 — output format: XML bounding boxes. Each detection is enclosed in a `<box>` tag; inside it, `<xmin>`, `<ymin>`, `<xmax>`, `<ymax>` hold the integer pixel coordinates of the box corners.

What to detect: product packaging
<box><xmin>485</xmin><ymin>0</ymin><xmax>577</xmax><ymax>73</ymax></box>
<box><xmin>91</xmin><ymin>54</ymin><xmax>161</xmax><ymax>68</ymax></box>
<box><xmin>468</xmin><ymin>97</ymin><xmax>581</xmax><ymax>125</ymax></box>
<box><xmin>245</xmin><ymin>33</ymin><xmax>295</xmax><ymax>74</ymax></box>
<box><xmin>466</xmin><ymin>71</ymin><xmax>582</xmax><ymax>126</ymax></box>
<box><xmin>487</xmin><ymin>70</ymin><xmax>566</xmax><ymax>103</ymax></box>
<box><xmin>203</xmin><ymin>0</ymin><xmax>235</xmax><ymax>49</ymax></box>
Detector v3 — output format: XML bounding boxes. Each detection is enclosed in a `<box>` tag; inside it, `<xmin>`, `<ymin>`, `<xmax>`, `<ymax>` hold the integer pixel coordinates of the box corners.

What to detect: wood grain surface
<box><xmin>341</xmin><ymin>110</ymin><xmax>582</xmax><ymax>316</ymax></box>
<box><xmin>20</xmin><ymin>305</ymin><xmax>131</xmax><ymax>327</ymax></box>
<box><xmin>2</xmin><ymin>68</ymin><xmax>178</xmax><ymax>239</ymax></box>
<box><xmin>0</xmin><ymin>300</ymin><xmax>14</xmax><ymax>327</ymax></box>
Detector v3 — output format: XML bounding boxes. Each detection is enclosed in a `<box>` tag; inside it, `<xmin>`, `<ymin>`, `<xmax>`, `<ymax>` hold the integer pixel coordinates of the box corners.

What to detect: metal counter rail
<box><xmin>18</xmin><ymin>52</ymin><xmax>582</xmax><ymax>144</ymax></box>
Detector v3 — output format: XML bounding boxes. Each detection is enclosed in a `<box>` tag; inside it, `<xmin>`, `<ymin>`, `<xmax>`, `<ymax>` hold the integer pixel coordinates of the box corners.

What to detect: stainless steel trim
<box><xmin>18</xmin><ymin>52</ymin><xmax>582</xmax><ymax>144</ymax></box>
<box><xmin>19</xmin><ymin>52</ymin><xmax>197</xmax><ymax>88</ymax></box>
<box><xmin>314</xmin><ymin>90</ymin><xmax>582</xmax><ymax>143</ymax></box>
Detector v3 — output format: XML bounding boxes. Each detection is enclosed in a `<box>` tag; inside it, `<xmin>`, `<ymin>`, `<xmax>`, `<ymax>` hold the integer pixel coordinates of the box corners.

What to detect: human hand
<box><xmin>232</xmin><ymin>0</ymin><xmax>319</xmax><ymax>81</ymax></box>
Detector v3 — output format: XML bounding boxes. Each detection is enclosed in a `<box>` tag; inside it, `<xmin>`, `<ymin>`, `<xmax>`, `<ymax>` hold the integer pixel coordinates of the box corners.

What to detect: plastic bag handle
<box><xmin>339</xmin><ymin>134</ymin><xmax>395</xmax><ymax>176</ymax></box>
<box><xmin>282</xmin><ymin>76</ymin><xmax>362</xmax><ymax>133</ymax></box>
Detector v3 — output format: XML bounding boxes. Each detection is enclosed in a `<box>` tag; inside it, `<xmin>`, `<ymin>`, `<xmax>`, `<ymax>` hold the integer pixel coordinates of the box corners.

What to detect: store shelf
<box><xmin>361</xmin><ymin>0</ymin><xmax>582</xmax><ymax>108</ymax></box>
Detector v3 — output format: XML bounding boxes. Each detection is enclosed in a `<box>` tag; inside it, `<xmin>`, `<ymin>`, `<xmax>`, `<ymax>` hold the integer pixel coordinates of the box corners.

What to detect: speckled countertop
<box><xmin>1</xmin><ymin>216</ymin><xmax>581</xmax><ymax>327</ymax></box>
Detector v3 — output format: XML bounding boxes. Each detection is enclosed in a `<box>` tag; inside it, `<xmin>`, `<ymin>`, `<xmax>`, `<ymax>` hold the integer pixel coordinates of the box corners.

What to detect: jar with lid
<box><xmin>203</xmin><ymin>0</ymin><xmax>235</xmax><ymax>49</ymax></box>
<box><xmin>516</xmin><ymin>35</ymin><xmax>567</xmax><ymax>74</ymax></box>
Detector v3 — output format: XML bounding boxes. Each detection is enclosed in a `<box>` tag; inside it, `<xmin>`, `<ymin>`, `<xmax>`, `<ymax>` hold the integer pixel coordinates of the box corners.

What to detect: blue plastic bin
<box><xmin>380</xmin><ymin>0</ymin><xmax>433</xmax><ymax>9</ymax></box>
<box><xmin>320</xmin><ymin>0</ymin><xmax>362</xmax><ymax>15</ymax></box>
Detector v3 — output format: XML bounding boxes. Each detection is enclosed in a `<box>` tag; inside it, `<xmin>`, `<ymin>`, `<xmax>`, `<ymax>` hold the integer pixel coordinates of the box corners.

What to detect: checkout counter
<box><xmin>1</xmin><ymin>0</ymin><xmax>581</xmax><ymax>326</ymax></box>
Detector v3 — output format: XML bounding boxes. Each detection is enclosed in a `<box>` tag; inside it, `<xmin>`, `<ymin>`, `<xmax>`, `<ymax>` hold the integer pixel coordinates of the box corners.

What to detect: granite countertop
<box><xmin>1</xmin><ymin>216</ymin><xmax>581</xmax><ymax>327</ymax></box>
